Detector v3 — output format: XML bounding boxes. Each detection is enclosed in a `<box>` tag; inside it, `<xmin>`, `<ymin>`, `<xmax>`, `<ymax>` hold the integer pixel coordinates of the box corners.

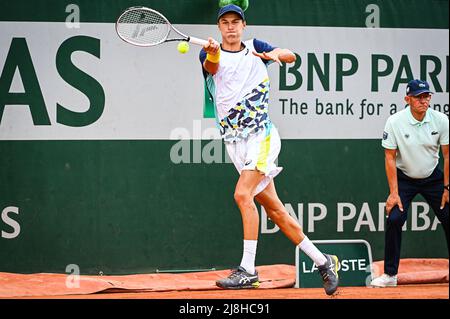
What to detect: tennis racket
<box><xmin>116</xmin><ymin>6</ymin><xmax>209</xmax><ymax>47</ymax></box>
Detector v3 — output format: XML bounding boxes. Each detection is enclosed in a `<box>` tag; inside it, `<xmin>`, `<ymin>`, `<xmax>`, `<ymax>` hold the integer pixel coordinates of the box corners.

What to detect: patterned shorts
<box><xmin>225</xmin><ymin>123</ymin><xmax>283</xmax><ymax>195</ymax></box>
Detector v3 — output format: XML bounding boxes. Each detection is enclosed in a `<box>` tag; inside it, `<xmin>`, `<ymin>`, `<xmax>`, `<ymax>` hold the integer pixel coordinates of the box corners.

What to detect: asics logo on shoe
<box><xmin>239</xmin><ymin>277</ymin><xmax>250</xmax><ymax>284</ymax></box>
<box><xmin>329</xmin><ymin>263</ymin><xmax>337</xmax><ymax>276</ymax></box>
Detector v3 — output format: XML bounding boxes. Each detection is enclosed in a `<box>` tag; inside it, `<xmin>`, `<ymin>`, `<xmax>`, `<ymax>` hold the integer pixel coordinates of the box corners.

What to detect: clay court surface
<box><xmin>1</xmin><ymin>260</ymin><xmax>448</xmax><ymax>300</ymax></box>
<box><xmin>17</xmin><ymin>283</ymin><xmax>448</xmax><ymax>299</ymax></box>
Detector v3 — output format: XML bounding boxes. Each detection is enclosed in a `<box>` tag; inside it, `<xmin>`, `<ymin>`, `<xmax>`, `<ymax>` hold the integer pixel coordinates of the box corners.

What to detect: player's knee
<box><xmin>234</xmin><ymin>191</ymin><xmax>253</xmax><ymax>207</ymax></box>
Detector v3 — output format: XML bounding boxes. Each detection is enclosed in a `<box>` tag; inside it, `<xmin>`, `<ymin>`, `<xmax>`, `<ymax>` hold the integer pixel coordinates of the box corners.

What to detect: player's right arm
<box><xmin>202</xmin><ymin>38</ymin><xmax>220</xmax><ymax>75</ymax></box>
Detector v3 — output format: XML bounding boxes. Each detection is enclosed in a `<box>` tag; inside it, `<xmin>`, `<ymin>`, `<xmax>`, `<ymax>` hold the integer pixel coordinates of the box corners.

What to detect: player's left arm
<box><xmin>253</xmin><ymin>48</ymin><xmax>296</xmax><ymax>64</ymax></box>
<box><xmin>252</xmin><ymin>39</ymin><xmax>296</xmax><ymax>65</ymax></box>
<box><xmin>441</xmin><ymin>144</ymin><xmax>449</xmax><ymax>209</ymax></box>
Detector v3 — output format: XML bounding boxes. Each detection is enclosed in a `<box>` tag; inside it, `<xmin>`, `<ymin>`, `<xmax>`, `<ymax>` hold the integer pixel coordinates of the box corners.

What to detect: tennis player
<box><xmin>199</xmin><ymin>4</ymin><xmax>339</xmax><ymax>295</ymax></box>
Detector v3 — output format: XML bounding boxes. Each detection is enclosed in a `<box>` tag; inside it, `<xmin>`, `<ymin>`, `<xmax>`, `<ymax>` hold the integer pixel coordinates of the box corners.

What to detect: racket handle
<box><xmin>188</xmin><ymin>37</ymin><xmax>209</xmax><ymax>47</ymax></box>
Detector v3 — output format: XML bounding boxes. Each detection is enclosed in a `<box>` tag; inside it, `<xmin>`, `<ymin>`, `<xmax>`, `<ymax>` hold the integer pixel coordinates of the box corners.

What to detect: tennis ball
<box><xmin>177</xmin><ymin>41</ymin><xmax>190</xmax><ymax>54</ymax></box>
<box><xmin>219</xmin><ymin>0</ymin><xmax>249</xmax><ymax>11</ymax></box>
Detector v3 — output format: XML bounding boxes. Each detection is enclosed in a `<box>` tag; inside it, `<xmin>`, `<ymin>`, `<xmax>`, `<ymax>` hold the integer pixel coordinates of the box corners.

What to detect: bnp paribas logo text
<box><xmin>277</xmin><ymin>53</ymin><xmax>448</xmax><ymax>94</ymax></box>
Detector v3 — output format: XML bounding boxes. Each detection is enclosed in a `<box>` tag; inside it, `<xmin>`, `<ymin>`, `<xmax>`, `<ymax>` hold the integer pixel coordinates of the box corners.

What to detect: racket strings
<box><xmin>117</xmin><ymin>9</ymin><xmax>170</xmax><ymax>46</ymax></box>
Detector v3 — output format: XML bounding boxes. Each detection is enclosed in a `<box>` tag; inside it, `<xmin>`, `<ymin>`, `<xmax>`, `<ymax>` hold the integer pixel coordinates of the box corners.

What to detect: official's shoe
<box><xmin>216</xmin><ymin>266</ymin><xmax>260</xmax><ymax>289</ymax></box>
<box><xmin>318</xmin><ymin>254</ymin><xmax>339</xmax><ymax>295</ymax></box>
<box><xmin>370</xmin><ymin>274</ymin><xmax>397</xmax><ymax>287</ymax></box>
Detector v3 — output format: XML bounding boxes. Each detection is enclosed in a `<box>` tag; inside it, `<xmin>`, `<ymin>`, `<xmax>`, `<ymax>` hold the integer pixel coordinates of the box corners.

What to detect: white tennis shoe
<box><xmin>370</xmin><ymin>274</ymin><xmax>398</xmax><ymax>287</ymax></box>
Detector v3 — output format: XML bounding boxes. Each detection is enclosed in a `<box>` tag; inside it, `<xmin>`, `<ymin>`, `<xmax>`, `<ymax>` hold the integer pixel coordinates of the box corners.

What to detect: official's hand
<box><xmin>441</xmin><ymin>189</ymin><xmax>449</xmax><ymax>210</ymax></box>
<box><xmin>252</xmin><ymin>51</ymin><xmax>282</xmax><ymax>66</ymax></box>
<box><xmin>204</xmin><ymin>37</ymin><xmax>220</xmax><ymax>55</ymax></box>
<box><xmin>385</xmin><ymin>193</ymin><xmax>403</xmax><ymax>216</ymax></box>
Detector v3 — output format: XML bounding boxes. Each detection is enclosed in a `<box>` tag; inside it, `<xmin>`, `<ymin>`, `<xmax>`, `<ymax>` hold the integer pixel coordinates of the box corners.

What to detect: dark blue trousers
<box><xmin>384</xmin><ymin>167</ymin><xmax>449</xmax><ymax>276</ymax></box>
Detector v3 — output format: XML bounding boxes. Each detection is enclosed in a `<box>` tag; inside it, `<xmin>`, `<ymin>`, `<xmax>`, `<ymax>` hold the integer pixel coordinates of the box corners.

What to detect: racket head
<box><xmin>116</xmin><ymin>7</ymin><xmax>173</xmax><ymax>47</ymax></box>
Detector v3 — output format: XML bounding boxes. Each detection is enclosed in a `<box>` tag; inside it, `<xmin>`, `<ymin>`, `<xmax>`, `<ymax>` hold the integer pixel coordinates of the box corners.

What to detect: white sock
<box><xmin>239</xmin><ymin>240</ymin><xmax>257</xmax><ymax>275</ymax></box>
<box><xmin>298</xmin><ymin>236</ymin><xmax>327</xmax><ymax>267</ymax></box>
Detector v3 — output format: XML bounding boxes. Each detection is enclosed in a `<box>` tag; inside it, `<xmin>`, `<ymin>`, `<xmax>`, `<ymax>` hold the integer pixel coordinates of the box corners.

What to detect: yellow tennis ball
<box><xmin>177</xmin><ymin>41</ymin><xmax>190</xmax><ymax>54</ymax></box>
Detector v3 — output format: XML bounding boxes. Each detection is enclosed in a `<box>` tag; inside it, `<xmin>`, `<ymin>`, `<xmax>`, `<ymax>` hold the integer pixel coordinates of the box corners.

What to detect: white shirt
<box><xmin>382</xmin><ymin>107</ymin><xmax>449</xmax><ymax>179</ymax></box>
<box><xmin>200</xmin><ymin>39</ymin><xmax>276</xmax><ymax>142</ymax></box>
<box><xmin>209</xmin><ymin>39</ymin><xmax>270</xmax><ymax>121</ymax></box>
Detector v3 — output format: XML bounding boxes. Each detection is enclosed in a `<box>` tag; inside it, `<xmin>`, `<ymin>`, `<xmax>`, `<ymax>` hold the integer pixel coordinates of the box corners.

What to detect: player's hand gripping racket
<box><xmin>116</xmin><ymin>6</ymin><xmax>209</xmax><ymax>47</ymax></box>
